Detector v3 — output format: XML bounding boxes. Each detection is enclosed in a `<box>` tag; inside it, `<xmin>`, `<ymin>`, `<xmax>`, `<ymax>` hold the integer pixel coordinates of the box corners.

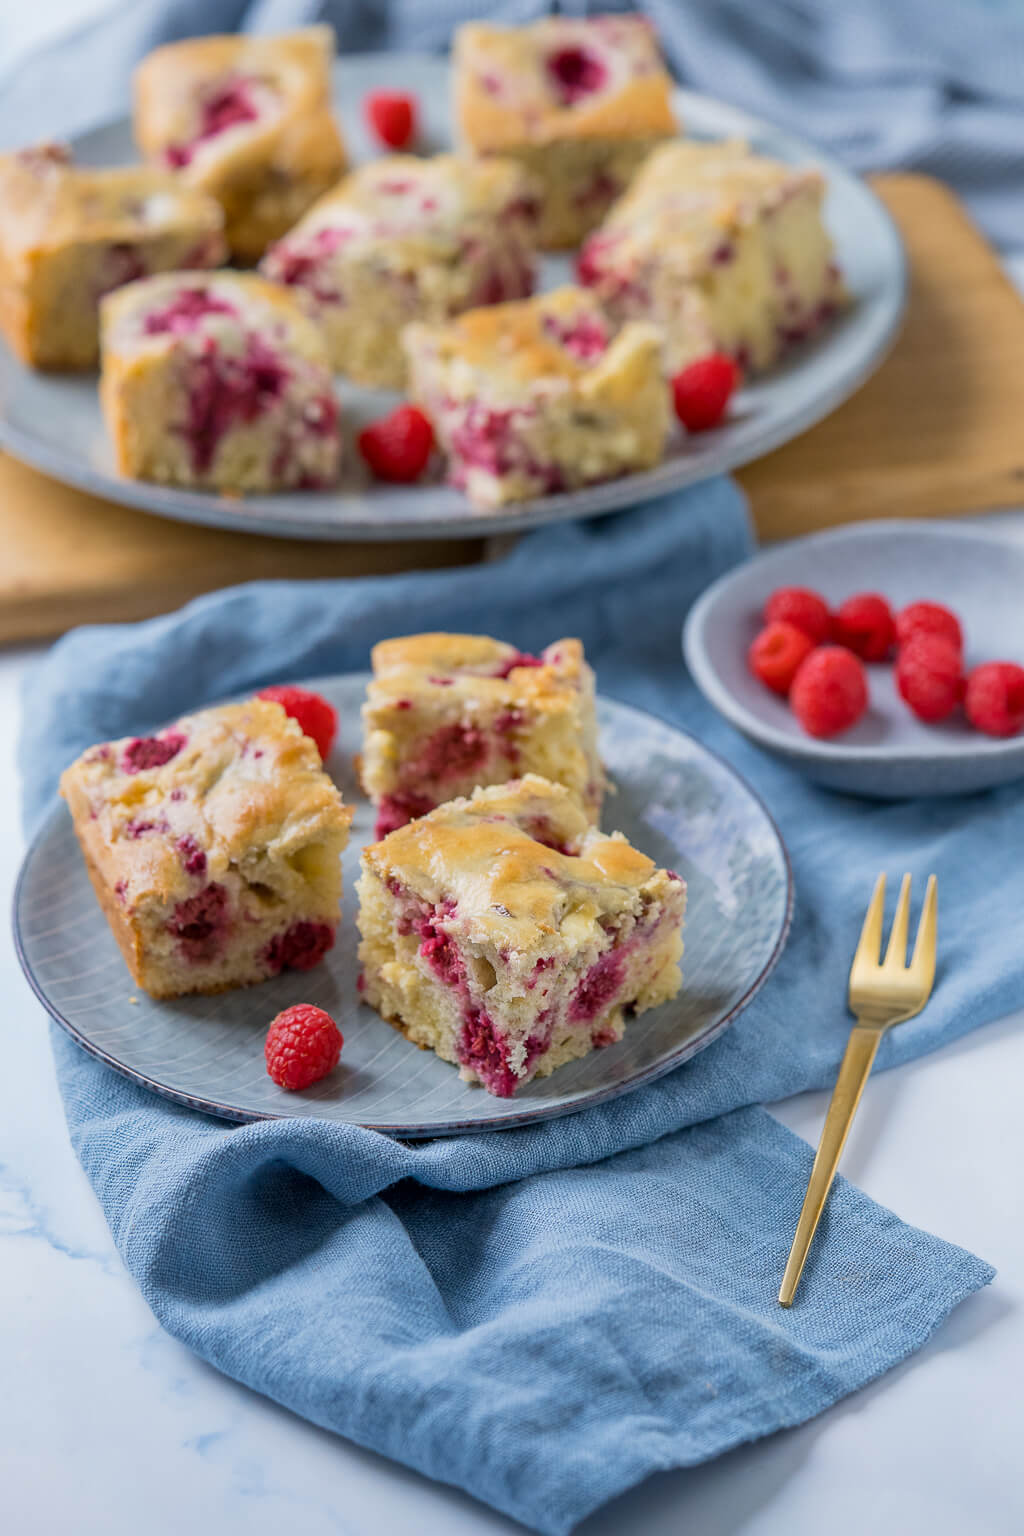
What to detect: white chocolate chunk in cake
<box><xmin>357</xmin><ymin>775</ymin><xmax>685</xmax><ymax>1097</ymax></box>
<box><xmin>403</xmin><ymin>285</ymin><xmax>669</xmax><ymax>507</ymax></box>
<box><xmin>60</xmin><ymin>699</ymin><xmax>352</xmax><ymax>999</ymax></box>
<box><xmin>0</xmin><ymin>144</ymin><xmax>225</xmax><ymax>370</ymax></box>
<box><xmin>261</xmin><ymin>153</ymin><xmax>540</xmax><ymax>389</ymax></box>
<box><xmin>360</xmin><ymin>632</ymin><xmax>603</xmax><ymax>838</ymax></box>
<box><xmin>578</xmin><ymin>138</ymin><xmax>845</xmax><ymax>374</ymax></box>
<box><xmin>454</xmin><ymin>15</ymin><xmax>678</xmax><ymax>248</ymax></box>
<box><xmin>133</xmin><ymin>26</ymin><xmax>347</xmax><ymax>262</ymax></box>
<box><xmin>99</xmin><ymin>271</ymin><xmax>342</xmax><ymax>492</ymax></box>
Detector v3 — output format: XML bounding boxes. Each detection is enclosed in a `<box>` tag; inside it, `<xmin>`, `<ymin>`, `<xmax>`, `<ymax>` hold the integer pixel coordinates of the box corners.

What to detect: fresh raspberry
<box><xmin>365</xmin><ymin>91</ymin><xmax>418</xmax><ymax>149</ymax></box>
<box><xmin>832</xmin><ymin>592</ymin><xmax>896</xmax><ymax>663</ymax></box>
<box><xmin>896</xmin><ymin>635</ymin><xmax>964</xmax><ymax>723</ymax></box>
<box><xmin>763</xmin><ymin>586</ymin><xmax>833</xmax><ymax>645</ymax></box>
<box><xmin>790</xmin><ymin>646</ymin><xmax>868</xmax><ymax>738</ymax></box>
<box><xmin>257</xmin><ymin>684</ymin><xmax>338</xmax><ymax>760</ymax></box>
<box><xmin>265</xmin><ymin>1005</ymin><xmax>343</xmax><ymax>1091</ymax></box>
<box><xmin>895</xmin><ymin>601</ymin><xmax>963</xmax><ymax>655</ymax></box>
<box><xmin>747</xmin><ymin>621</ymin><xmax>816</xmax><ymax>696</ymax></box>
<box><xmin>671</xmin><ymin>352</ymin><xmax>741</xmax><ymax>432</ymax></box>
<box><xmin>358</xmin><ymin>404</ymin><xmax>434</xmax><ymax>483</ymax></box>
<box><xmin>964</xmin><ymin>662</ymin><xmax>1024</xmax><ymax>737</ymax></box>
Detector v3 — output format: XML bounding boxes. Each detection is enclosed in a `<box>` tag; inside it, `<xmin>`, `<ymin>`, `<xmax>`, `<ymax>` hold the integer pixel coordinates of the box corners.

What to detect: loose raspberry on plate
<box><xmin>896</xmin><ymin>635</ymin><xmax>964</xmax><ymax>723</ymax></box>
<box><xmin>833</xmin><ymin>592</ymin><xmax>896</xmax><ymax>663</ymax></box>
<box><xmin>895</xmin><ymin>601</ymin><xmax>963</xmax><ymax>655</ymax></box>
<box><xmin>265</xmin><ymin>1003</ymin><xmax>343</xmax><ymax>1090</ymax></box>
<box><xmin>790</xmin><ymin>646</ymin><xmax>868</xmax><ymax>738</ymax></box>
<box><xmin>748</xmin><ymin>621</ymin><xmax>816</xmax><ymax>696</ymax></box>
<box><xmin>763</xmin><ymin>586</ymin><xmax>832</xmax><ymax>646</ymax></box>
<box><xmin>359</xmin><ymin>404</ymin><xmax>435</xmax><ymax>483</ymax></box>
<box><xmin>671</xmin><ymin>353</ymin><xmax>740</xmax><ymax>432</ymax></box>
<box><xmin>365</xmin><ymin>90</ymin><xmax>418</xmax><ymax>150</ymax></box>
<box><xmin>257</xmin><ymin>684</ymin><xmax>338</xmax><ymax>761</ymax></box>
<box><xmin>964</xmin><ymin>662</ymin><xmax>1024</xmax><ymax>737</ymax></box>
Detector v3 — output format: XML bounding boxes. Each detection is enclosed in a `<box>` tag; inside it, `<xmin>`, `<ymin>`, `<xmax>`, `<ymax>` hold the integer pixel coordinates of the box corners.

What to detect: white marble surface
<box><xmin>3</xmin><ymin>531</ymin><xmax>1024</xmax><ymax>1535</ymax></box>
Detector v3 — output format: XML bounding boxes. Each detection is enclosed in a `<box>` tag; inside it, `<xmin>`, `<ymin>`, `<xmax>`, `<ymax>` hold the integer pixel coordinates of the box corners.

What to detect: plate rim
<box><xmin>13</xmin><ymin>688</ymin><xmax>794</xmax><ymax>1137</ymax></box>
<box><xmin>684</xmin><ymin>518</ymin><xmax>1024</xmax><ymax>766</ymax></box>
<box><xmin>0</xmin><ymin>58</ymin><xmax>907</xmax><ymax>543</ymax></box>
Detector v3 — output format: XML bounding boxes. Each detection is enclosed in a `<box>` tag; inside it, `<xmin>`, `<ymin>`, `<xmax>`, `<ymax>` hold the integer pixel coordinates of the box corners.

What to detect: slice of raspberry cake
<box><xmin>361</xmin><ymin>633</ymin><xmax>603</xmax><ymax>839</ymax></box>
<box><xmin>60</xmin><ymin>698</ymin><xmax>352</xmax><ymax>1000</ymax></box>
<box><xmin>99</xmin><ymin>272</ymin><xmax>342</xmax><ymax>492</ymax></box>
<box><xmin>454</xmin><ymin>14</ymin><xmax>677</xmax><ymax>248</ymax></box>
<box><xmin>261</xmin><ymin>153</ymin><xmax>539</xmax><ymax>389</ymax></box>
<box><xmin>577</xmin><ymin>138</ymin><xmax>845</xmax><ymax>375</ymax></box>
<box><xmin>357</xmin><ymin>776</ymin><xmax>685</xmax><ymax>1097</ymax></box>
<box><xmin>403</xmin><ymin>286</ymin><xmax>668</xmax><ymax>507</ymax></box>
<box><xmin>133</xmin><ymin>26</ymin><xmax>346</xmax><ymax>262</ymax></box>
<box><xmin>0</xmin><ymin>143</ymin><xmax>225</xmax><ymax>370</ymax></box>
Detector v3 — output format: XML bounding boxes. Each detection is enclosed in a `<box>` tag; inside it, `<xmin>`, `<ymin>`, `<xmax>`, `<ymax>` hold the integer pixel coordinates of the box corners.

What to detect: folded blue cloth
<box><xmin>20</xmin><ymin>483</ymin><xmax>1001</xmax><ymax>1532</ymax></box>
<box><xmin>3</xmin><ymin>0</ymin><xmax>1024</xmax><ymax>249</ymax></box>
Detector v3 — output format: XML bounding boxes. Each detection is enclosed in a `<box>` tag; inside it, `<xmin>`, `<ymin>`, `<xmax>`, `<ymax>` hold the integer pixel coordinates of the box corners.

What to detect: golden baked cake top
<box><xmin>455</xmin><ymin>14</ymin><xmax>677</xmax><ymax>149</ymax></box>
<box><xmin>403</xmin><ymin>285</ymin><xmax>661</xmax><ymax>389</ymax></box>
<box><xmin>60</xmin><ymin>699</ymin><xmax>351</xmax><ymax>910</ymax></box>
<box><xmin>593</xmin><ymin>138</ymin><xmax>826</xmax><ymax>273</ymax></box>
<box><xmin>133</xmin><ymin>25</ymin><xmax>343</xmax><ymax>176</ymax></box>
<box><xmin>365</xmin><ymin>774</ymin><xmax>667</xmax><ymax>952</ymax></box>
<box><xmin>0</xmin><ymin>144</ymin><xmax>224</xmax><ymax>257</ymax></box>
<box><xmin>100</xmin><ymin>270</ymin><xmax>328</xmax><ymax>363</ymax></box>
<box><xmin>369</xmin><ymin>634</ymin><xmax>587</xmax><ymax>712</ymax></box>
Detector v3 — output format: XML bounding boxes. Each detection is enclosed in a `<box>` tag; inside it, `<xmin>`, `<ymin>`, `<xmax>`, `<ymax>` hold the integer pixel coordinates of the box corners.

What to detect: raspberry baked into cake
<box><xmin>578</xmin><ymin>138</ymin><xmax>844</xmax><ymax>375</ymax></box>
<box><xmin>454</xmin><ymin>14</ymin><xmax>677</xmax><ymax>249</ymax></box>
<box><xmin>261</xmin><ymin>153</ymin><xmax>539</xmax><ymax>389</ymax></box>
<box><xmin>403</xmin><ymin>286</ymin><xmax>668</xmax><ymax>506</ymax></box>
<box><xmin>357</xmin><ymin>776</ymin><xmax>685</xmax><ymax>1098</ymax></box>
<box><xmin>0</xmin><ymin>144</ymin><xmax>225</xmax><ymax>370</ymax></box>
<box><xmin>133</xmin><ymin>26</ymin><xmax>346</xmax><ymax>262</ymax></box>
<box><xmin>60</xmin><ymin>699</ymin><xmax>352</xmax><ymax>1000</ymax></box>
<box><xmin>361</xmin><ymin>633</ymin><xmax>603</xmax><ymax>839</ymax></box>
<box><xmin>100</xmin><ymin>271</ymin><xmax>342</xmax><ymax>492</ymax></box>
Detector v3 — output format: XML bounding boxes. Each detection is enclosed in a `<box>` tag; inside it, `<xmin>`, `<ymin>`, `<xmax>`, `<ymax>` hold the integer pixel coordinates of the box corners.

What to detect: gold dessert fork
<box><xmin>778</xmin><ymin>872</ymin><xmax>938</xmax><ymax>1307</ymax></box>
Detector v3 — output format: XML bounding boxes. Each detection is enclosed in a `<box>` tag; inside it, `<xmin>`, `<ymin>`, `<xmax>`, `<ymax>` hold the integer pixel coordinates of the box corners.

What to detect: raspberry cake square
<box><xmin>357</xmin><ymin>775</ymin><xmax>685</xmax><ymax>1098</ymax></box>
<box><xmin>133</xmin><ymin>26</ymin><xmax>347</xmax><ymax>263</ymax></box>
<box><xmin>0</xmin><ymin>143</ymin><xmax>225</xmax><ymax>371</ymax></box>
<box><xmin>403</xmin><ymin>285</ymin><xmax>668</xmax><ymax>506</ymax></box>
<box><xmin>99</xmin><ymin>271</ymin><xmax>342</xmax><ymax>492</ymax></box>
<box><xmin>454</xmin><ymin>14</ymin><xmax>677</xmax><ymax>248</ymax></box>
<box><xmin>260</xmin><ymin>153</ymin><xmax>539</xmax><ymax>389</ymax></box>
<box><xmin>577</xmin><ymin>138</ymin><xmax>845</xmax><ymax>375</ymax></box>
<box><xmin>360</xmin><ymin>633</ymin><xmax>603</xmax><ymax>839</ymax></box>
<box><xmin>60</xmin><ymin>699</ymin><xmax>352</xmax><ymax>1000</ymax></box>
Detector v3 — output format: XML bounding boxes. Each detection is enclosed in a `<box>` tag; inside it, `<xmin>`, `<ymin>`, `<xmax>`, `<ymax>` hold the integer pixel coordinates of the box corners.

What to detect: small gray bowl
<box><xmin>683</xmin><ymin>520</ymin><xmax>1024</xmax><ymax>798</ymax></box>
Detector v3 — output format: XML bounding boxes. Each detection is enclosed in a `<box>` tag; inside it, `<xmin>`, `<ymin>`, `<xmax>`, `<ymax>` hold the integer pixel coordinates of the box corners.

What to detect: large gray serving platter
<box><xmin>684</xmin><ymin>520</ymin><xmax>1024</xmax><ymax>798</ymax></box>
<box><xmin>0</xmin><ymin>52</ymin><xmax>906</xmax><ymax>541</ymax></box>
<box><xmin>14</xmin><ymin>677</ymin><xmax>791</xmax><ymax>1136</ymax></box>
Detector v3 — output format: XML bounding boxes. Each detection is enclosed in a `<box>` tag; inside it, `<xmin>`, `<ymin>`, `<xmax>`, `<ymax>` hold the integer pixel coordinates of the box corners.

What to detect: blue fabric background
<box><xmin>20</xmin><ymin>486</ymin><xmax>1003</xmax><ymax>1531</ymax></box>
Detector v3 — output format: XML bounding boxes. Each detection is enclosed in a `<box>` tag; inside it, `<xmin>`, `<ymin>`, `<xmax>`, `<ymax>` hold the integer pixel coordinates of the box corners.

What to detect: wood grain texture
<box><xmin>0</xmin><ymin>173</ymin><xmax>1020</xmax><ymax>642</ymax></box>
<box><xmin>738</xmin><ymin>174</ymin><xmax>1024</xmax><ymax>538</ymax></box>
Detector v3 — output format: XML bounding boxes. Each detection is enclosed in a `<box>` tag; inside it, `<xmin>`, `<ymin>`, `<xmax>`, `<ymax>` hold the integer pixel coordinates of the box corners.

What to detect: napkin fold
<box><xmin>21</xmin><ymin>484</ymin><xmax>1002</xmax><ymax>1533</ymax></box>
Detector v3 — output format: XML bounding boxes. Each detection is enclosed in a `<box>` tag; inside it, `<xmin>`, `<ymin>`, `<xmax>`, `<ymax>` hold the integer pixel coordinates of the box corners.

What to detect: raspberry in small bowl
<box><xmin>684</xmin><ymin>521</ymin><xmax>1024</xmax><ymax>796</ymax></box>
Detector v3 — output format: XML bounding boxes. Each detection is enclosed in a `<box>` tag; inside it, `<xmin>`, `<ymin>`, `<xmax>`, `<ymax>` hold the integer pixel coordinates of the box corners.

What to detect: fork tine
<box><xmin>909</xmin><ymin>874</ymin><xmax>938</xmax><ymax>997</ymax></box>
<box><xmin>854</xmin><ymin>873</ymin><xmax>887</xmax><ymax>967</ymax></box>
<box><xmin>884</xmin><ymin>873</ymin><xmax>913</xmax><ymax>969</ymax></box>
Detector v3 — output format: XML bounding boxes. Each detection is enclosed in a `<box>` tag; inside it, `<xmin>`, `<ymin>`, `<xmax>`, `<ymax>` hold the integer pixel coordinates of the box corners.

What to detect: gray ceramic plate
<box><xmin>684</xmin><ymin>520</ymin><xmax>1024</xmax><ymax>797</ymax></box>
<box><xmin>14</xmin><ymin>677</ymin><xmax>791</xmax><ymax>1135</ymax></box>
<box><xmin>0</xmin><ymin>53</ymin><xmax>905</xmax><ymax>542</ymax></box>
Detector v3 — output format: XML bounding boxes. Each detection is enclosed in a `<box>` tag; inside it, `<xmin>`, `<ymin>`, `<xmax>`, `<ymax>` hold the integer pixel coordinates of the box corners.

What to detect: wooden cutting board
<box><xmin>1</xmin><ymin>173</ymin><xmax>1021</xmax><ymax>644</ymax></box>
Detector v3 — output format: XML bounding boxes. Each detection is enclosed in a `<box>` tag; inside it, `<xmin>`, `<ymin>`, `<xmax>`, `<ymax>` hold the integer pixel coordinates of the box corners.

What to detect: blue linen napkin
<box><xmin>20</xmin><ymin>483</ymin><xmax>1002</xmax><ymax>1532</ymax></box>
<box><xmin>3</xmin><ymin>0</ymin><xmax>1024</xmax><ymax>250</ymax></box>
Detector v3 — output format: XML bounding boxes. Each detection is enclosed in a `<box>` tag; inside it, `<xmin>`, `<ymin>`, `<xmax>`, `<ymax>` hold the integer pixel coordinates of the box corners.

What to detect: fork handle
<box><xmin>778</xmin><ymin>1022</ymin><xmax>885</xmax><ymax>1307</ymax></box>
